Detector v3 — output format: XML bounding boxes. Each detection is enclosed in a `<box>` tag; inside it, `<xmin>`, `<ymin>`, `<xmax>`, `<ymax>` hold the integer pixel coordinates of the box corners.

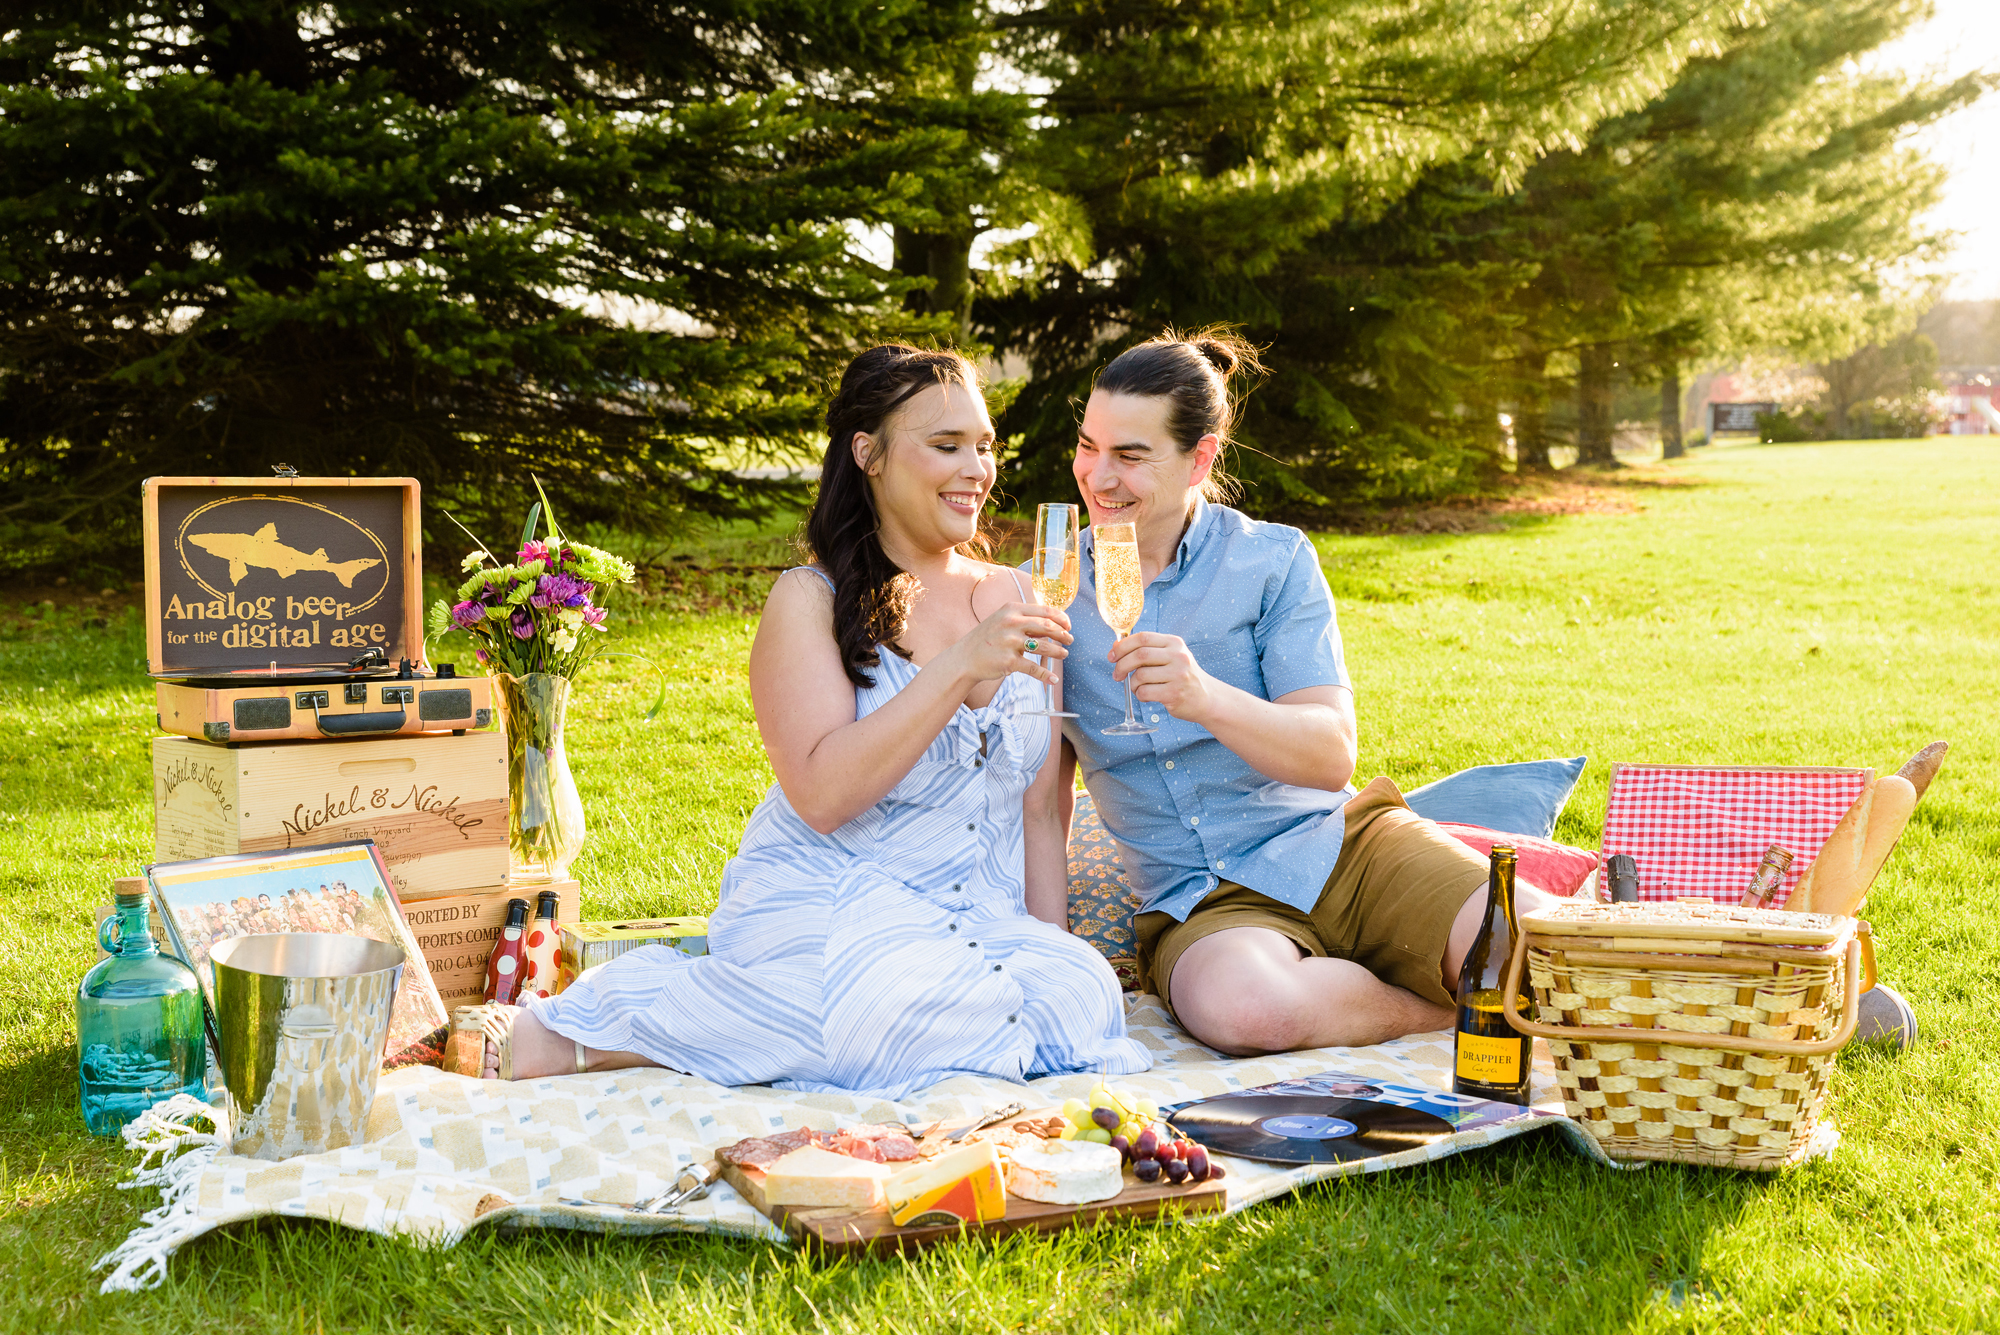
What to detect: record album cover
<box><xmin>146</xmin><ymin>840</ymin><xmax>449</xmax><ymax>1066</ymax></box>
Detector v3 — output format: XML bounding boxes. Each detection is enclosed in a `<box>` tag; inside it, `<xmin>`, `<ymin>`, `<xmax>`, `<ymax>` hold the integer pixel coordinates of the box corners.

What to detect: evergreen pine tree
<box><xmin>0</xmin><ymin>2</ymin><xmax>970</xmax><ymax>571</ymax></box>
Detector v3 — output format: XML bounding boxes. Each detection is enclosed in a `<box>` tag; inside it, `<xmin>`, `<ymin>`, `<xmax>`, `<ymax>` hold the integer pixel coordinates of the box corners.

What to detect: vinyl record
<box><xmin>1169</xmin><ymin>1094</ymin><xmax>1454</xmax><ymax>1165</ymax></box>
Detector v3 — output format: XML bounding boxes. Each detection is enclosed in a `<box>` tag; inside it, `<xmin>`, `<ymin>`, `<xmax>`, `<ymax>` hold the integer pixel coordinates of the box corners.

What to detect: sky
<box><xmin>1876</xmin><ymin>0</ymin><xmax>2000</xmax><ymax>300</ymax></box>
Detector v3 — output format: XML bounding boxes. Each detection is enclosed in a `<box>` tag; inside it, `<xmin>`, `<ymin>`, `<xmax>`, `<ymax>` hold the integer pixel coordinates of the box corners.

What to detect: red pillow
<box><xmin>1438</xmin><ymin>823</ymin><xmax>1600</xmax><ymax>899</ymax></box>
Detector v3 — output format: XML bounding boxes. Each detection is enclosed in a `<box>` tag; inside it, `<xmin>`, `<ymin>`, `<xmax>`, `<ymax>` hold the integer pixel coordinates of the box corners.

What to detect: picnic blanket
<box><xmin>95</xmin><ymin>995</ymin><xmax>1656</xmax><ymax>1293</ymax></box>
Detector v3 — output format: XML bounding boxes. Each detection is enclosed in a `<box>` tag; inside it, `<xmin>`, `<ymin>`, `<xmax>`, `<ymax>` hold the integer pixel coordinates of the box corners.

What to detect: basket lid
<box><xmin>1521</xmin><ymin>900</ymin><xmax>1854</xmax><ymax>949</ymax></box>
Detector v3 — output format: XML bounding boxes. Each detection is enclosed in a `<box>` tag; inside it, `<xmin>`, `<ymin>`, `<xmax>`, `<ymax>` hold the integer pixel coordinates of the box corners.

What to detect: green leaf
<box><xmin>520</xmin><ymin>503</ymin><xmax>542</xmax><ymax>550</ymax></box>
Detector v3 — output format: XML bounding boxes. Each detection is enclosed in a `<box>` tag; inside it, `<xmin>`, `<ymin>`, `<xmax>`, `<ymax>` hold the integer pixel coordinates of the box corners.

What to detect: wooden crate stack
<box><xmin>148</xmin><ymin>730</ymin><xmax>578</xmax><ymax>1008</ymax></box>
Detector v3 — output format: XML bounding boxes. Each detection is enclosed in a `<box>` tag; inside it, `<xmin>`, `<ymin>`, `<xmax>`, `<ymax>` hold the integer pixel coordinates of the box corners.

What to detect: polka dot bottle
<box><xmin>521</xmin><ymin>889</ymin><xmax>562</xmax><ymax>1000</ymax></box>
<box><xmin>483</xmin><ymin>897</ymin><xmax>531</xmax><ymax>1005</ymax></box>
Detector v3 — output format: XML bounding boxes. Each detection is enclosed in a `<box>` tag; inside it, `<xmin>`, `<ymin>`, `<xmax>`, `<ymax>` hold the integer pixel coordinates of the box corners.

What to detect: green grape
<box><xmin>1081</xmin><ymin>1127</ymin><xmax>1113</xmax><ymax>1144</ymax></box>
<box><xmin>1135</xmin><ymin>1096</ymin><xmax>1160</xmax><ymax>1121</ymax></box>
<box><xmin>1061</xmin><ymin>1097</ymin><xmax>1091</xmax><ymax>1126</ymax></box>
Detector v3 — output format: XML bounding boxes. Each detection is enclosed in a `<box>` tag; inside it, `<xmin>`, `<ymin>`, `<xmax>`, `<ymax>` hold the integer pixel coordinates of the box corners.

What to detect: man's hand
<box><xmin>1108</xmin><ymin>630</ymin><xmax>1357</xmax><ymax>792</ymax></box>
<box><xmin>1108</xmin><ymin>632</ymin><xmax>1217</xmax><ymax>724</ymax></box>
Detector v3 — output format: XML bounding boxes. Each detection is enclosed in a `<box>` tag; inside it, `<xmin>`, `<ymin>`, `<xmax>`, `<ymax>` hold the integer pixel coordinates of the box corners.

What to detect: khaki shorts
<box><xmin>1135</xmin><ymin>776</ymin><xmax>1488</xmax><ymax>1015</ymax></box>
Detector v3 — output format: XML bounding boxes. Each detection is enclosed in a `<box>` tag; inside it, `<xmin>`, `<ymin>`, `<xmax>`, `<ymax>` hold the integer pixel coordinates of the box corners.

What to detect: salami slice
<box><xmin>718</xmin><ymin>1136</ymin><xmax>788</xmax><ymax>1168</ymax></box>
<box><xmin>873</xmin><ymin>1134</ymin><xmax>919</xmax><ymax>1161</ymax></box>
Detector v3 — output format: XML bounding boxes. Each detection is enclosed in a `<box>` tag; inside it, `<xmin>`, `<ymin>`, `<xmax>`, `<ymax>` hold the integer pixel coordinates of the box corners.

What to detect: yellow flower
<box><xmin>557</xmin><ymin>607</ymin><xmax>585</xmax><ymax>629</ymax></box>
<box><xmin>551</xmin><ymin>627</ymin><xmax>579</xmax><ymax>653</ymax></box>
<box><xmin>460</xmin><ymin>551</ymin><xmax>487</xmax><ymax>572</ymax></box>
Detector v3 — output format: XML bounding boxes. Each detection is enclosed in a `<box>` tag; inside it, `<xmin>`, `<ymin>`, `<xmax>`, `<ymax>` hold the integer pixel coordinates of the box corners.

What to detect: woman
<box><xmin>452</xmin><ymin>345</ymin><xmax>1150</xmax><ymax>1097</ymax></box>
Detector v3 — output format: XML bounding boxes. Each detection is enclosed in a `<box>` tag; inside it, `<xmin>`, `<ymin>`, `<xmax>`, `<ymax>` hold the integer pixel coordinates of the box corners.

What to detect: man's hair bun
<box><xmin>1192</xmin><ymin>337</ymin><xmax>1239</xmax><ymax>376</ymax></box>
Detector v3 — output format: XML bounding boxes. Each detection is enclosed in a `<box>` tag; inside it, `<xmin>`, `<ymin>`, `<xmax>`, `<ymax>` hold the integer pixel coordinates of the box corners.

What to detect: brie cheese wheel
<box><xmin>1004</xmin><ymin>1138</ymin><xmax>1123</xmax><ymax>1205</ymax></box>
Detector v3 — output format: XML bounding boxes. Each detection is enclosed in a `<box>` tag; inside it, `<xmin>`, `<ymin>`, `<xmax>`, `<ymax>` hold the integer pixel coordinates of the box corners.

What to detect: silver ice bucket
<box><xmin>210</xmin><ymin>934</ymin><xmax>405</xmax><ymax>1161</ymax></box>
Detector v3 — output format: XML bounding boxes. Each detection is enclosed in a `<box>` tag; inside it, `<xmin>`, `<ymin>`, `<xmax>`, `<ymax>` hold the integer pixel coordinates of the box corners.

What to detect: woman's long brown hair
<box><xmin>805</xmin><ymin>345</ymin><xmax>984</xmax><ymax>688</ymax></box>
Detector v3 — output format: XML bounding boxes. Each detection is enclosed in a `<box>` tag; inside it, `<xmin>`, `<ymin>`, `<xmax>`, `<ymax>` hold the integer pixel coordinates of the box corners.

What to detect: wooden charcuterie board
<box><xmin>717</xmin><ymin>1107</ymin><xmax>1227</xmax><ymax>1255</ymax></box>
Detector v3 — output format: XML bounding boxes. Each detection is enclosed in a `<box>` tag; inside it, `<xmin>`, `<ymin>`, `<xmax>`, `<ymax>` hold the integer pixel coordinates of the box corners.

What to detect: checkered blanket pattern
<box><xmin>1601</xmin><ymin>763</ymin><xmax>1872</xmax><ymax>905</ymax></box>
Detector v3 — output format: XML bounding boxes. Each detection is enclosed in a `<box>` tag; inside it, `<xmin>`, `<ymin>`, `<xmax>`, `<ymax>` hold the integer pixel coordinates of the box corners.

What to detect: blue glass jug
<box><xmin>77</xmin><ymin>890</ymin><xmax>208</xmax><ymax>1136</ymax></box>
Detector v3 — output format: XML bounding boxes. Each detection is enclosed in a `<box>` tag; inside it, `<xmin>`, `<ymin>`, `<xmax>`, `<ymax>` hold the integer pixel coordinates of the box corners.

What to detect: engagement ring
<box><xmin>1024</xmin><ymin>638</ymin><xmax>1038</xmax><ymax>653</ymax></box>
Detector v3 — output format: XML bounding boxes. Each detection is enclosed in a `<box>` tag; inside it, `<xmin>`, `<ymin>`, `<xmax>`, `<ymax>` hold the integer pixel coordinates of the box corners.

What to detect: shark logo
<box><xmin>187</xmin><ymin>523</ymin><xmax>384</xmax><ymax>588</ymax></box>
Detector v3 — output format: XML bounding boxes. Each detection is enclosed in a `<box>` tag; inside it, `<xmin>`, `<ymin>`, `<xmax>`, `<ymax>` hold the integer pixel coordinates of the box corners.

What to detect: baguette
<box><xmin>1894</xmin><ymin>740</ymin><xmax>1949</xmax><ymax>801</ymax></box>
<box><xmin>1792</xmin><ymin>774</ymin><xmax>1918</xmax><ymax>917</ymax></box>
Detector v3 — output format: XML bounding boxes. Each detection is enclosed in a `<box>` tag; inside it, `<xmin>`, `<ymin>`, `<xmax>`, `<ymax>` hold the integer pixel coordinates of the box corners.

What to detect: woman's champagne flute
<box><xmin>1093</xmin><ymin>522</ymin><xmax>1156</xmax><ymax>735</ymax></box>
<box><xmin>1021</xmin><ymin>504</ymin><xmax>1080</xmax><ymax>718</ymax></box>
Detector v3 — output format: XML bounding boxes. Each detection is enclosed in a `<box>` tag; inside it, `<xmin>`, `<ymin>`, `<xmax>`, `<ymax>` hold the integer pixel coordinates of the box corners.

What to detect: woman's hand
<box><xmin>949</xmin><ymin>602</ymin><xmax>1072</xmax><ymax>687</ymax></box>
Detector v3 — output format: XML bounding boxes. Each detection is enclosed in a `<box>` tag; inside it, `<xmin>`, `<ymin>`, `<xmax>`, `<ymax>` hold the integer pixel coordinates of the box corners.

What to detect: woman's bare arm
<box><xmin>1021</xmin><ymin>717</ymin><xmax>1072</xmax><ymax>926</ymax></box>
<box><xmin>748</xmin><ymin>570</ymin><xmax>1070</xmax><ymax>834</ymax></box>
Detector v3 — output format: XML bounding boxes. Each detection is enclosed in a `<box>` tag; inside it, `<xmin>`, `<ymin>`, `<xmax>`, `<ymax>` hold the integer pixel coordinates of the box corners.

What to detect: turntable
<box><xmin>144</xmin><ymin>474</ymin><xmax>493</xmax><ymax>743</ymax></box>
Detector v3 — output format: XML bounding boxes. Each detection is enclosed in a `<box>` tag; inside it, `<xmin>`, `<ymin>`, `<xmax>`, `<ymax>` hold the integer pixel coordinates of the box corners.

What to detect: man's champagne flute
<box><xmin>1021</xmin><ymin>504</ymin><xmax>1080</xmax><ymax>718</ymax></box>
<box><xmin>1093</xmin><ymin>522</ymin><xmax>1156</xmax><ymax>735</ymax></box>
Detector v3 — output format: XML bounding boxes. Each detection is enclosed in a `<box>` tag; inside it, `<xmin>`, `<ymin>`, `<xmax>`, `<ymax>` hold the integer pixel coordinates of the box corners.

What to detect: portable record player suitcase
<box><xmin>144</xmin><ymin>474</ymin><xmax>493</xmax><ymax>742</ymax></box>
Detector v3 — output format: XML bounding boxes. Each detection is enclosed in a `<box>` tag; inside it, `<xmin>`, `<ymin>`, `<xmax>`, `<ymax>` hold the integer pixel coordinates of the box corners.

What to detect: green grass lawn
<box><xmin>4</xmin><ymin>438</ymin><xmax>1997</xmax><ymax>1332</ymax></box>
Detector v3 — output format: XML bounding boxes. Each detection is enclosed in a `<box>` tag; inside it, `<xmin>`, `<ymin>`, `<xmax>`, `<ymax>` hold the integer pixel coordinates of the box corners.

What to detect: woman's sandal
<box><xmin>443</xmin><ymin>1002</ymin><xmax>589</xmax><ymax>1079</ymax></box>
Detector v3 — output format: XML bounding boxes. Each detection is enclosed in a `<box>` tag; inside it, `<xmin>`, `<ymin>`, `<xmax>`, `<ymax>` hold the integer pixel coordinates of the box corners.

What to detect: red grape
<box><xmin>1133</xmin><ymin>1158</ymin><xmax>1163</xmax><ymax>1183</ymax></box>
<box><xmin>1208</xmin><ymin>1163</ymin><xmax>1226</xmax><ymax>1180</ymax></box>
<box><xmin>1091</xmin><ymin>1106</ymin><xmax>1121</xmax><ymax>1131</ymax></box>
<box><xmin>1109</xmin><ymin>1134</ymin><xmax>1132</xmax><ymax>1162</ymax></box>
<box><xmin>1164</xmin><ymin>1158</ymin><xmax>1190</xmax><ymax>1184</ymax></box>
<box><xmin>1185</xmin><ymin>1146</ymin><xmax>1210</xmax><ymax>1182</ymax></box>
<box><xmin>1133</xmin><ymin>1127</ymin><xmax>1159</xmax><ymax>1160</ymax></box>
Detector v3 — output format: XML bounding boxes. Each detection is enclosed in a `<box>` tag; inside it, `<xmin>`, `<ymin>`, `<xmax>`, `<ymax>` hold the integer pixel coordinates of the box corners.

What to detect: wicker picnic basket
<box><xmin>1501</xmin><ymin>901</ymin><xmax>1864</xmax><ymax>1171</ymax></box>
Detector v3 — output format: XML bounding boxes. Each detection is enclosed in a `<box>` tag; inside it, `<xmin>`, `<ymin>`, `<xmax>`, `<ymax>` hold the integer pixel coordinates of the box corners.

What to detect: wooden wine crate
<box><xmin>400</xmin><ymin>879</ymin><xmax>580</xmax><ymax>1009</ymax></box>
<box><xmin>151</xmin><ymin>730</ymin><xmax>509</xmax><ymax>899</ymax></box>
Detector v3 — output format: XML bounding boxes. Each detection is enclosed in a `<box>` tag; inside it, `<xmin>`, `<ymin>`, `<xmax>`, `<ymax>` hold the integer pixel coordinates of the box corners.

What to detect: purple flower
<box><xmin>531</xmin><ymin>572</ymin><xmax>591</xmax><ymax>609</ymax></box>
<box><xmin>474</xmin><ymin>648</ymin><xmax>489</xmax><ymax>663</ymax></box>
<box><xmin>509</xmin><ymin>609</ymin><xmax>536</xmax><ymax>640</ymax></box>
<box><xmin>450</xmin><ymin>600</ymin><xmax>485</xmax><ymax>630</ymax></box>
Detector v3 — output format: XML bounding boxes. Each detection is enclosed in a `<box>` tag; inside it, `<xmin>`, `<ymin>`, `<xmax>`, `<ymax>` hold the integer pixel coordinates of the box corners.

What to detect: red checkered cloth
<box><xmin>1602</xmin><ymin>763</ymin><xmax>1873</xmax><ymax>906</ymax></box>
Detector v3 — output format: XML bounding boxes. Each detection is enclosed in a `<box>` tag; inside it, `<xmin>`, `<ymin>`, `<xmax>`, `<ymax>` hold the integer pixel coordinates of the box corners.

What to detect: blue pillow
<box><xmin>1402</xmin><ymin>756</ymin><xmax>1587</xmax><ymax>838</ymax></box>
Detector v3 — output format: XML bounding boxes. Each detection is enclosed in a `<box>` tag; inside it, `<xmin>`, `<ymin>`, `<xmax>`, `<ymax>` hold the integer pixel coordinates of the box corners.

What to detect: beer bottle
<box><xmin>1453</xmin><ymin>845</ymin><xmax>1534</xmax><ymax>1105</ymax></box>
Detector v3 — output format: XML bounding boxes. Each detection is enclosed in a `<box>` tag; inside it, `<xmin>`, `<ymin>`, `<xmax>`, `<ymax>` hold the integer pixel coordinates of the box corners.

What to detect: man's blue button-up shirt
<box><xmin>1038</xmin><ymin>499</ymin><xmax>1353</xmax><ymax>922</ymax></box>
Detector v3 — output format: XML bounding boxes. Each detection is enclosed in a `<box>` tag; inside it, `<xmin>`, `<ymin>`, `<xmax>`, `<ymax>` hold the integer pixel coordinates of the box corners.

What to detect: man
<box><xmin>1044</xmin><ymin>333</ymin><xmax>1558</xmax><ymax>1055</ymax></box>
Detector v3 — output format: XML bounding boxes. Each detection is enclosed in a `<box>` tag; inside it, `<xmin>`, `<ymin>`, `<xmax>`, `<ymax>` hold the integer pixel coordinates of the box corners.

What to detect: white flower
<box><xmin>551</xmin><ymin>627</ymin><xmax>579</xmax><ymax>653</ymax></box>
<box><xmin>460</xmin><ymin>551</ymin><xmax>487</xmax><ymax>572</ymax></box>
<box><xmin>557</xmin><ymin>607</ymin><xmax>585</xmax><ymax>628</ymax></box>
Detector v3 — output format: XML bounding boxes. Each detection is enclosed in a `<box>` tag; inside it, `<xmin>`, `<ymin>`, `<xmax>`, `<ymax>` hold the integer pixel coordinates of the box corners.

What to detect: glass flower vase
<box><xmin>496</xmin><ymin>672</ymin><xmax>587</xmax><ymax>883</ymax></box>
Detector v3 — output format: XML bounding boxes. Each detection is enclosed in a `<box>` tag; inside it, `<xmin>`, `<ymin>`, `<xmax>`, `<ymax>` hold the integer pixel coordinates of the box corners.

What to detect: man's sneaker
<box><xmin>1855</xmin><ymin>983</ymin><xmax>1918</xmax><ymax>1050</ymax></box>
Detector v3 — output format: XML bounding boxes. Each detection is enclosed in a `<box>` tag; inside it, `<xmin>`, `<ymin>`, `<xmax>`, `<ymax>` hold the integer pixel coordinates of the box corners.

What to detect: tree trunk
<box><xmin>1660</xmin><ymin>359</ymin><xmax>1685</xmax><ymax>459</ymax></box>
<box><xmin>1514</xmin><ymin>351</ymin><xmax>1552</xmax><ymax>470</ymax></box>
<box><xmin>893</xmin><ymin>224</ymin><xmax>975</xmax><ymax>336</ymax></box>
<box><xmin>1576</xmin><ymin>343</ymin><xmax>1619</xmax><ymax>467</ymax></box>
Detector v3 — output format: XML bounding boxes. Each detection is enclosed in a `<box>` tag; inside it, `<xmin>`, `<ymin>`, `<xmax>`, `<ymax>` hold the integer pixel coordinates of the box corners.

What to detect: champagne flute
<box><xmin>1020</xmin><ymin>503</ymin><xmax>1080</xmax><ymax>718</ymax></box>
<box><xmin>1093</xmin><ymin>521</ymin><xmax>1156</xmax><ymax>735</ymax></box>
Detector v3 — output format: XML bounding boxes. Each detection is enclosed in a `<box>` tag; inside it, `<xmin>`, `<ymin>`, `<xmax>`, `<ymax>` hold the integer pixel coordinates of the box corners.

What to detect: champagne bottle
<box><xmin>484</xmin><ymin>898</ymin><xmax>531</xmax><ymax>1005</ymax></box>
<box><xmin>1737</xmin><ymin>844</ymin><xmax>1794</xmax><ymax>909</ymax></box>
<box><xmin>1453</xmin><ymin>844</ymin><xmax>1534</xmax><ymax>1105</ymax></box>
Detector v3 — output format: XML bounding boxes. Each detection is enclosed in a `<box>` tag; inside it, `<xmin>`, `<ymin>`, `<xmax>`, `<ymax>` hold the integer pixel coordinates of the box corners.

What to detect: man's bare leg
<box><xmin>1440</xmin><ymin>878</ymin><xmax>1562</xmax><ymax>994</ymax></box>
<box><xmin>1168</xmin><ymin>927</ymin><xmax>1451</xmax><ymax>1055</ymax></box>
<box><xmin>479</xmin><ymin>1010</ymin><xmax>659</xmax><ymax>1080</ymax></box>
<box><xmin>1169</xmin><ymin>877</ymin><xmax>1566</xmax><ymax>1056</ymax></box>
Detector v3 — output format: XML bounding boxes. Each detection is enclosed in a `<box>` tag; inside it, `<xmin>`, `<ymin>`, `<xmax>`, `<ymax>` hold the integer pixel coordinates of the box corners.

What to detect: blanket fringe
<box><xmin>93</xmin><ymin>1094</ymin><xmax>228</xmax><ymax>1294</ymax></box>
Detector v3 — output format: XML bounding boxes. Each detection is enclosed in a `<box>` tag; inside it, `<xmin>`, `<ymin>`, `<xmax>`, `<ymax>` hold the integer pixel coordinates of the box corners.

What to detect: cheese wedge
<box><xmin>1005</xmin><ymin>1138</ymin><xmax>1123</xmax><ymax>1205</ymax></box>
<box><xmin>761</xmin><ymin>1145</ymin><xmax>891</xmax><ymax>1210</ymax></box>
<box><xmin>885</xmin><ymin>1140</ymin><xmax>1006</xmax><ymax>1227</ymax></box>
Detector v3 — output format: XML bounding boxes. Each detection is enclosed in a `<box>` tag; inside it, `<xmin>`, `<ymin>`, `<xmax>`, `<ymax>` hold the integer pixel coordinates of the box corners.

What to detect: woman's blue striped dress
<box><xmin>531</xmin><ymin>587</ymin><xmax>1152</xmax><ymax>1100</ymax></box>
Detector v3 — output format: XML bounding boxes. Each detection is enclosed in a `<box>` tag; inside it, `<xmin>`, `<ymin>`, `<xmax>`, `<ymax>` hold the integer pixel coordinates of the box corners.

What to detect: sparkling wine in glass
<box><xmin>1021</xmin><ymin>504</ymin><xmax>1080</xmax><ymax>718</ymax></box>
<box><xmin>1093</xmin><ymin>521</ymin><xmax>1156</xmax><ymax>735</ymax></box>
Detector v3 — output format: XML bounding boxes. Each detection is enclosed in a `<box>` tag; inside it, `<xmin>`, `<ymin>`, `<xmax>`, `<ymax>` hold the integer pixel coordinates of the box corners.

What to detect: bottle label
<box><xmin>1455</xmin><ymin>1030</ymin><xmax>1524</xmax><ymax>1083</ymax></box>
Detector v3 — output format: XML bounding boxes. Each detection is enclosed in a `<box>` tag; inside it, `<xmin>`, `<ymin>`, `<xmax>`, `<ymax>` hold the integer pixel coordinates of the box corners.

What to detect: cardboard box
<box><xmin>152</xmin><ymin>730</ymin><xmax>509</xmax><ymax>898</ymax></box>
<box><xmin>557</xmin><ymin>917</ymin><xmax>709</xmax><ymax>991</ymax></box>
<box><xmin>400</xmin><ymin>879</ymin><xmax>579</xmax><ymax>1009</ymax></box>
